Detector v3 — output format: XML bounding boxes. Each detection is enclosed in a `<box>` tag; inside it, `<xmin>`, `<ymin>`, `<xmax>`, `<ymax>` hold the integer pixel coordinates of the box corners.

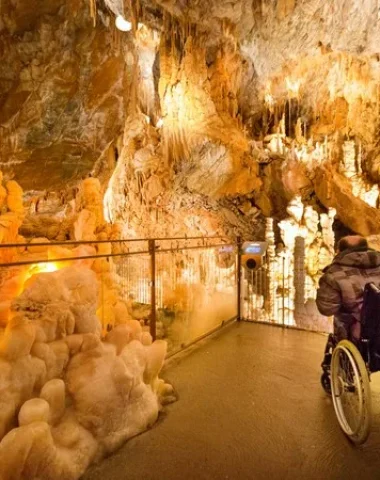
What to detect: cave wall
<box><xmin>1</xmin><ymin>0</ymin><xmax>380</xmax><ymax>241</ymax></box>
<box><xmin>0</xmin><ymin>0</ymin><xmax>130</xmax><ymax>191</ymax></box>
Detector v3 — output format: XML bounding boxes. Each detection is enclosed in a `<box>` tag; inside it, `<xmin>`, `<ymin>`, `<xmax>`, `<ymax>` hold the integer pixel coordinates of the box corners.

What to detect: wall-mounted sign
<box><xmin>215</xmin><ymin>245</ymin><xmax>235</xmax><ymax>269</ymax></box>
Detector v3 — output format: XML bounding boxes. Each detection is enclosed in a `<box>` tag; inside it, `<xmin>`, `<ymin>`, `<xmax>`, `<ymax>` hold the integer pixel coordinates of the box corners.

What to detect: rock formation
<box><xmin>244</xmin><ymin>196</ymin><xmax>335</xmax><ymax>333</ymax></box>
<box><xmin>0</xmin><ymin>262</ymin><xmax>173</xmax><ymax>480</ymax></box>
<box><xmin>1</xmin><ymin>1</ymin><xmax>380</xmax><ymax>240</ymax></box>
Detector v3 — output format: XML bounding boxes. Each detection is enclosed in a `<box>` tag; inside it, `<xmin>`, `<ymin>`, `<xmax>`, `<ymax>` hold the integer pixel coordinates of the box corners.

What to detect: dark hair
<box><xmin>338</xmin><ymin>236</ymin><xmax>368</xmax><ymax>253</ymax></box>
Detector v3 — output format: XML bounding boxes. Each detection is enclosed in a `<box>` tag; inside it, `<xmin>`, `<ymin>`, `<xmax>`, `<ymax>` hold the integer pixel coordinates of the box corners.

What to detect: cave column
<box><xmin>265</xmin><ymin>218</ymin><xmax>276</xmax><ymax>321</ymax></box>
<box><xmin>294</xmin><ymin>235</ymin><xmax>305</xmax><ymax>322</ymax></box>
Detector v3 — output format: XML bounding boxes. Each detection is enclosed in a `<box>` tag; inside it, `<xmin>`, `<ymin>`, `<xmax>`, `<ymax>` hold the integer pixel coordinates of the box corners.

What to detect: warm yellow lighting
<box><xmin>264</xmin><ymin>92</ymin><xmax>274</xmax><ymax>108</ymax></box>
<box><xmin>285</xmin><ymin>77</ymin><xmax>301</xmax><ymax>97</ymax></box>
<box><xmin>264</xmin><ymin>82</ymin><xmax>274</xmax><ymax>109</ymax></box>
<box><xmin>14</xmin><ymin>262</ymin><xmax>60</xmax><ymax>296</ymax></box>
<box><xmin>27</xmin><ymin>262</ymin><xmax>59</xmax><ymax>279</ymax></box>
<box><xmin>115</xmin><ymin>15</ymin><xmax>132</xmax><ymax>32</ymax></box>
<box><xmin>343</xmin><ymin>81</ymin><xmax>365</xmax><ymax>102</ymax></box>
<box><xmin>156</xmin><ymin>118</ymin><xmax>163</xmax><ymax>128</ymax></box>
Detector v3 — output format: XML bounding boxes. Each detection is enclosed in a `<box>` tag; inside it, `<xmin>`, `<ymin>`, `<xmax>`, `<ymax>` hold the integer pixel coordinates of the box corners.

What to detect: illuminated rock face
<box><xmin>102</xmin><ymin>109</ymin><xmax>262</xmax><ymax>239</ymax></box>
<box><xmin>2</xmin><ymin>1</ymin><xmax>380</xmax><ymax>241</ymax></box>
<box><xmin>255</xmin><ymin>197</ymin><xmax>335</xmax><ymax>330</ymax></box>
<box><xmin>0</xmin><ymin>1</ymin><xmax>128</xmax><ymax>191</ymax></box>
<box><xmin>341</xmin><ymin>141</ymin><xmax>379</xmax><ymax>208</ymax></box>
<box><xmin>0</xmin><ymin>264</ymin><xmax>173</xmax><ymax>480</ymax></box>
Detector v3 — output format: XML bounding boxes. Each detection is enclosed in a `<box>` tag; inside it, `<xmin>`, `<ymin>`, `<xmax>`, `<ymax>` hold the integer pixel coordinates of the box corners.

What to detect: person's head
<box><xmin>337</xmin><ymin>235</ymin><xmax>368</xmax><ymax>254</ymax></box>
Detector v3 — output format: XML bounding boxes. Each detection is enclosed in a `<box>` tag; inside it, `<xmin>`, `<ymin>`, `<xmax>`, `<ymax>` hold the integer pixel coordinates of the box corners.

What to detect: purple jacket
<box><xmin>316</xmin><ymin>247</ymin><xmax>380</xmax><ymax>324</ymax></box>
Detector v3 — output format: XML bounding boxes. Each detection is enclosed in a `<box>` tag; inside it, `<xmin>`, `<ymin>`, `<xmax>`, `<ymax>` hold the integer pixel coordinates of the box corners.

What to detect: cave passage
<box><xmin>83</xmin><ymin>321</ymin><xmax>380</xmax><ymax>480</ymax></box>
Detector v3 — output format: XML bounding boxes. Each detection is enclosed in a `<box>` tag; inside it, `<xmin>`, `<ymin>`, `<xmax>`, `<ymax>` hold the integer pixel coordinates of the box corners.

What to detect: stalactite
<box><xmin>127</xmin><ymin>0</ymin><xmax>140</xmax><ymax>35</ymax></box>
<box><xmin>89</xmin><ymin>0</ymin><xmax>97</xmax><ymax>27</ymax></box>
<box><xmin>111</xmin><ymin>16</ymin><xmax>122</xmax><ymax>51</ymax></box>
<box><xmin>129</xmin><ymin>55</ymin><xmax>139</xmax><ymax>116</ymax></box>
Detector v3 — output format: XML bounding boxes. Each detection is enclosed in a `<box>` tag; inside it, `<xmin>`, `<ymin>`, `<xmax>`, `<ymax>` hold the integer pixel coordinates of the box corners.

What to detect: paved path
<box><xmin>83</xmin><ymin>322</ymin><xmax>380</xmax><ymax>480</ymax></box>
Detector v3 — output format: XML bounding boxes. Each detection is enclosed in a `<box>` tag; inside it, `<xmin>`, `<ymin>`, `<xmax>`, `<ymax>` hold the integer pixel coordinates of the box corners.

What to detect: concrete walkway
<box><xmin>83</xmin><ymin>322</ymin><xmax>380</xmax><ymax>480</ymax></box>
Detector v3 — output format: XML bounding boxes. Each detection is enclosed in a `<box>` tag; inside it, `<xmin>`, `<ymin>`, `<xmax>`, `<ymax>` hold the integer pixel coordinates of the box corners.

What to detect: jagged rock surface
<box><xmin>0</xmin><ymin>1</ymin><xmax>129</xmax><ymax>191</ymax></box>
<box><xmin>2</xmin><ymin>0</ymin><xmax>380</xmax><ymax>238</ymax></box>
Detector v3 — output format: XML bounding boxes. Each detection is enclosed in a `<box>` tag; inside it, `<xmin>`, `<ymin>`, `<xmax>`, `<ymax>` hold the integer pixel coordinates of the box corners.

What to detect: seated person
<box><xmin>316</xmin><ymin>235</ymin><xmax>380</xmax><ymax>342</ymax></box>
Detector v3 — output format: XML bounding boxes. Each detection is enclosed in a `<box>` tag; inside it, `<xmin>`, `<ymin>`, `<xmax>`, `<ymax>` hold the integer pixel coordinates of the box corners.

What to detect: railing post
<box><xmin>149</xmin><ymin>239</ymin><xmax>157</xmax><ymax>341</ymax></box>
<box><xmin>237</xmin><ymin>236</ymin><xmax>242</xmax><ymax>321</ymax></box>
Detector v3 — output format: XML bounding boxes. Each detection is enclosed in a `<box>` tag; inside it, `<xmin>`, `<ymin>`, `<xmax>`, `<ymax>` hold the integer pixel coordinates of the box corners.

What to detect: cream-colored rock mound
<box><xmin>0</xmin><ymin>262</ymin><xmax>174</xmax><ymax>480</ymax></box>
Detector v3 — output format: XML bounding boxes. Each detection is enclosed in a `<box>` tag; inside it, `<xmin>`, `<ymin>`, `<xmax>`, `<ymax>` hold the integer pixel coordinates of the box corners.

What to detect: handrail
<box><xmin>0</xmin><ymin>235</ymin><xmax>231</xmax><ymax>249</ymax></box>
<box><xmin>0</xmin><ymin>235</ymin><xmax>240</xmax><ymax>355</ymax></box>
<box><xmin>0</xmin><ymin>239</ymin><xmax>146</xmax><ymax>248</ymax></box>
<box><xmin>0</xmin><ymin>241</ymin><xmax>235</xmax><ymax>268</ymax></box>
<box><xmin>158</xmin><ymin>243</ymin><xmax>236</xmax><ymax>253</ymax></box>
<box><xmin>0</xmin><ymin>250</ymin><xmax>151</xmax><ymax>268</ymax></box>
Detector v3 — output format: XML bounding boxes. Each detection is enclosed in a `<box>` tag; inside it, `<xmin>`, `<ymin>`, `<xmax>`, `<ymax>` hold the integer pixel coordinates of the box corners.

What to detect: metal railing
<box><xmin>0</xmin><ymin>236</ymin><xmax>332</xmax><ymax>356</ymax></box>
<box><xmin>0</xmin><ymin>236</ymin><xmax>238</xmax><ymax>353</ymax></box>
<box><xmin>239</xmin><ymin>252</ymin><xmax>332</xmax><ymax>334</ymax></box>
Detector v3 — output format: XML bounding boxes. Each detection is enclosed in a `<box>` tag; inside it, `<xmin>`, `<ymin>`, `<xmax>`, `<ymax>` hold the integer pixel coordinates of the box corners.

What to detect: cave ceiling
<box><xmin>1</xmin><ymin>0</ymin><xmax>380</xmax><ymax>238</ymax></box>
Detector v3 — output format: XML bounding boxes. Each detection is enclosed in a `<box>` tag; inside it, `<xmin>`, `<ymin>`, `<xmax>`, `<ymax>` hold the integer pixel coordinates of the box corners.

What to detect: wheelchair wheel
<box><xmin>331</xmin><ymin>340</ymin><xmax>371</xmax><ymax>445</ymax></box>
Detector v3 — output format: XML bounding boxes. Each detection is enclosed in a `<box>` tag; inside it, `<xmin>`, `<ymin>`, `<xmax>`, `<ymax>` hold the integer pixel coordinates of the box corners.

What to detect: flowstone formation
<box><xmin>102</xmin><ymin>108</ymin><xmax>261</xmax><ymax>238</ymax></box>
<box><xmin>276</xmin><ymin>196</ymin><xmax>335</xmax><ymax>331</ymax></box>
<box><xmin>0</xmin><ymin>174</ymin><xmax>25</xmax><ymax>263</ymax></box>
<box><xmin>0</xmin><ymin>261</ymin><xmax>174</xmax><ymax>480</ymax></box>
<box><xmin>0</xmin><ymin>172</ymin><xmax>174</xmax><ymax>480</ymax></box>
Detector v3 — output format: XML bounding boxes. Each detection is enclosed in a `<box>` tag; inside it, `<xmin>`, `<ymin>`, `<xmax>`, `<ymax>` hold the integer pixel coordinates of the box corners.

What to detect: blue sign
<box><xmin>245</xmin><ymin>245</ymin><xmax>262</xmax><ymax>254</ymax></box>
<box><xmin>242</xmin><ymin>241</ymin><xmax>268</xmax><ymax>256</ymax></box>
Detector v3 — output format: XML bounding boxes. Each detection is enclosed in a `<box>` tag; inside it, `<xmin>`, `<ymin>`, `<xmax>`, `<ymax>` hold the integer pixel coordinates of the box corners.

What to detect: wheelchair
<box><xmin>321</xmin><ymin>283</ymin><xmax>380</xmax><ymax>445</ymax></box>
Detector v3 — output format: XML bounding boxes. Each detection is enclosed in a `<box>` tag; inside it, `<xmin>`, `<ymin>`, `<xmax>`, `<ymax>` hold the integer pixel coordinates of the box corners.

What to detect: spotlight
<box><xmin>115</xmin><ymin>15</ymin><xmax>132</xmax><ymax>32</ymax></box>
